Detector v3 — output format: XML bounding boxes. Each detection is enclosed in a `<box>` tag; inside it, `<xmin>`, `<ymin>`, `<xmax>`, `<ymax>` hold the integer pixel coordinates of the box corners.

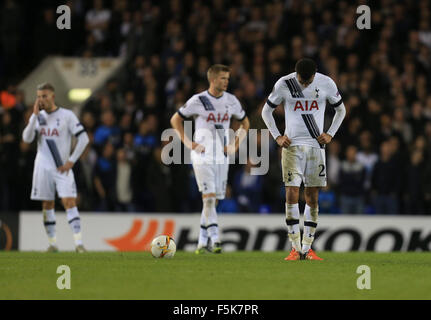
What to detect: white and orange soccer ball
<box><xmin>150</xmin><ymin>235</ymin><xmax>176</xmax><ymax>258</ymax></box>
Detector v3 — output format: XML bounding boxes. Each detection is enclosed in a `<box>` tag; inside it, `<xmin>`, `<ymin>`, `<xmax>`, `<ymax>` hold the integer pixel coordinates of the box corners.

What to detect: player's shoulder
<box><xmin>224</xmin><ymin>91</ymin><xmax>241</xmax><ymax>104</ymax></box>
<box><xmin>315</xmin><ymin>72</ymin><xmax>336</xmax><ymax>87</ymax></box>
<box><xmin>58</xmin><ymin>107</ymin><xmax>78</xmax><ymax>118</ymax></box>
<box><xmin>187</xmin><ymin>91</ymin><xmax>207</xmax><ymax>103</ymax></box>
<box><xmin>273</xmin><ymin>73</ymin><xmax>296</xmax><ymax>88</ymax></box>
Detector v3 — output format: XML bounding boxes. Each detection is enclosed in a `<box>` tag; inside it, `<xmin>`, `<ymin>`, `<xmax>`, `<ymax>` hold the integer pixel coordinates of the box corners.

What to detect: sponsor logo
<box><xmin>105</xmin><ymin>219</ymin><xmax>175</xmax><ymax>251</ymax></box>
<box><xmin>40</xmin><ymin>128</ymin><xmax>60</xmax><ymax>137</ymax></box>
<box><xmin>294</xmin><ymin>100</ymin><xmax>319</xmax><ymax>111</ymax></box>
<box><xmin>104</xmin><ymin>218</ymin><xmax>431</xmax><ymax>252</ymax></box>
<box><xmin>206</xmin><ymin>112</ymin><xmax>229</xmax><ymax>123</ymax></box>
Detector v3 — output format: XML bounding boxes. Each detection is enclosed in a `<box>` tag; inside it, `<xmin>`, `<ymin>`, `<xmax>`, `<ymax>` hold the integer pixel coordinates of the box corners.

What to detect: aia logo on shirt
<box><xmin>40</xmin><ymin>128</ymin><xmax>59</xmax><ymax>137</ymax></box>
<box><xmin>206</xmin><ymin>112</ymin><xmax>229</xmax><ymax>122</ymax></box>
<box><xmin>294</xmin><ymin>100</ymin><xmax>319</xmax><ymax>111</ymax></box>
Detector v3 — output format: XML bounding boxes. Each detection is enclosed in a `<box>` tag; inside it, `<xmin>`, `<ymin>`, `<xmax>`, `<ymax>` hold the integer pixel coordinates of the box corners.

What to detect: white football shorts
<box><xmin>281</xmin><ymin>145</ymin><xmax>327</xmax><ymax>187</ymax></box>
<box><xmin>31</xmin><ymin>165</ymin><xmax>77</xmax><ymax>200</ymax></box>
<box><xmin>192</xmin><ymin>162</ymin><xmax>229</xmax><ymax>199</ymax></box>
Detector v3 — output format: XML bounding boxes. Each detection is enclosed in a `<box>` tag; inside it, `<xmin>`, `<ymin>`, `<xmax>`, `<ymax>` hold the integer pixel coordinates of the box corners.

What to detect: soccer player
<box><xmin>261</xmin><ymin>58</ymin><xmax>346</xmax><ymax>260</ymax></box>
<box><xmin>22</xmin><ymin>83</ymin><xmax>90</xmax><ymax>252</ymax></box>
<box><xmin>170</xmin><ymin>64</ymin><xmax>250</xmax><ymax>254</ymax></box>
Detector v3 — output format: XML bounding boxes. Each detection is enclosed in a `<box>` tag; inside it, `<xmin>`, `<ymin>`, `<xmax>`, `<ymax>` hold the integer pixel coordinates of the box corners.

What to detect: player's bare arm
<box><xmin>170</xmin><ymin>112</ymin><xmax>205</xmax><ymax>153</ymax></box>
<box><xmin>225</xmin><ymin>116</ymin><xmax>250</xmax><ymax>154</ymax></box>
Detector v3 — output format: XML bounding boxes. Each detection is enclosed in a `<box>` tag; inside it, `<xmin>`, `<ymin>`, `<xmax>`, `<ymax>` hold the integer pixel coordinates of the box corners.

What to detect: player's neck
<box><xmin>45</xmin><ymin>105</ymin><xmax>59</xmax><ymax>114</ymax></box>
<box><xmin>208</xmin><ymin>87</ymin><xmax>224</xmax><ymax>98</ymax></box>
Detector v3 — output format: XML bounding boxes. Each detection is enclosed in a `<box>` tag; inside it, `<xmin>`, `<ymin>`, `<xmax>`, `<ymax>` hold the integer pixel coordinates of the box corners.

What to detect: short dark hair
<box><xmin>37</xmin><ymin>83</ymin><xmax>55</xmax><ymax>92</ymax></box>
<box><xmin>295</xmin><ymin>58</ymin><xmax>317</xmax><ymax>81</ymax></box>
<box><xmin>207</xmin><ymin>64</ymin><xmax>230</xmax><ymax>81</ymax></box>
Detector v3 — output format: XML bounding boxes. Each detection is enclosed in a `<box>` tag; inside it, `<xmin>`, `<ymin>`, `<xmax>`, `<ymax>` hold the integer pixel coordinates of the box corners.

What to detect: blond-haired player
<box><xmin>22</xmin><ymin>83</ymin><xmax>89</xmax><ymax>252</ymax></box>
<box><xmin>171</xmin><ymin>65</ymin><xmax>250</xmax><ymax>254</ymax></box>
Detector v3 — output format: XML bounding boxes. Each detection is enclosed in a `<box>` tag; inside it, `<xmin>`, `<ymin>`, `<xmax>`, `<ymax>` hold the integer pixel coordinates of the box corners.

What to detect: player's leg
<box><xmin>209</xmin><ymin>164</ymin><xmax>229</xmax><ymax>253</ymax></box>
<box><xmin>31</xmin><ymin>166</ymin><xmax>57</xmax><ymax>251</ymax></box>
<box><xmin>302</xmin><ymin>147</ymin><xmax>326</xmax><ymax>260</ymax></box>
<box><xmin>285</xmin><ymin>186</ymin><xmax>301</xmax><ymax>255</ymax></box>
<box><xmin>192</xmin><ymin>163</ymin><xmax>216</xmax><ymax>253</ymax></box>
<box><xmin>281</xmin><ymin>147</ymin><xmax>304</xmax><ymax>260</ymax></box>
<box><xmin>42</xmin><ymin>200</ymin><xmax>58</xmax><ymax>251</ymax></box>
<box><xmin>61</xmin><ymin>197</ymin><xmax>85</xmax><ymax>252</ymax></box>
<box><xmin>302</xmin><ymin>187</ymin><xmax>322</xmax><ymax>259</ymax></box>
<box><xmin>203</xmin><ymin>192</ymin><xmax>219</xmax><ymax>253</ymax></box>
<box><xmin>55</xmin><ymin>170</ymin><xmax>85</xmax><ymax>252</ymax></box>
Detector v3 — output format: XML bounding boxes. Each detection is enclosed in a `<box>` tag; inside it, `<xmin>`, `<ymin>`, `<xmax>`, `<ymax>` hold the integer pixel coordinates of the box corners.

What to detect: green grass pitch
<box><xmin>1</xmin><ymin>251</ymin><xmax>430</xmax><ymax>300</ymax></box>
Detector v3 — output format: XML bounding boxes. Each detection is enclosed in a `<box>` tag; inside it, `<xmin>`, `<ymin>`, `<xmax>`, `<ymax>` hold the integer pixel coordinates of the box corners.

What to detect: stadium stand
<box><xmin>1</xmin><ymin>0</ymin><xmax>431</xmax><ymax>214</ymax></box>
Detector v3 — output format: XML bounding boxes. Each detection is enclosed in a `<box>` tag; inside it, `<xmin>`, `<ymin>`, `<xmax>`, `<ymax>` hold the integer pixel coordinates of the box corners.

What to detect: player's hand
<box><xmin>276</xmin><ymin>135</ymin><xmax>291</xmax><ymax>148</ymax></box>
<box><xmin>33</xmin><ymin>98</ymin><xmax>40</xmax><ymax>115</ymax></box>
<box><xmin>57</xmin><ymin>161</ymin><xmax>74</xmax><ymax>174</ymax></box>
<box><xmin>224</xmin><ymin>143</ymin><xmax>237</xmax><ymax>155</ymax></box>
<box><xmin>192</xmin><ymin>142</ymin><xmax>205</xmax><ymax>153</ymax></box>
<box><xmin>317</xmin><ymin>133</ymin><xmax>332</xmax><ymax>145</ymax></box>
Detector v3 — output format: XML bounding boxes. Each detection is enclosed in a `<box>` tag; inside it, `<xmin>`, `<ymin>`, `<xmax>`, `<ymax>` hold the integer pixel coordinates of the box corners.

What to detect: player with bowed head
<box><xmin>261</xmin><ymin>58</ymin><xmax>346</xmax><ymax>260</ymax></box>
<box><xmin>22</xmin><ymin>83</ymin><xmax>89</xmax><ymax>252</ymax></box>
<box><xmin>170</xmin><ymin>64</ymin><xmax>250</xmax><ymax>254</ymax></box>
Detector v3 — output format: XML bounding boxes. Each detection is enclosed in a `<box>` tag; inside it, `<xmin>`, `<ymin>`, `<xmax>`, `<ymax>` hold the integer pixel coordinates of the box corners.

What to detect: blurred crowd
<box><xmin>1</xmin><ymin>0</ymin><xmax>431</xmax><ymax>214</ymax></box>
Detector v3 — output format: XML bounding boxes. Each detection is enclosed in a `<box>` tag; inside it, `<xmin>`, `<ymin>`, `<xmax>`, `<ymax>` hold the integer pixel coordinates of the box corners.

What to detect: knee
<box><xmin>42</xmin><ymin>201</ymin><xmax>55</xmax><ymax>210</ymax></box>
<box><xmin>307</xmin><ymin>199</ymin><xmax>319</xmax><ymax>208</ymax></box>
<box><xmin>305</xmin><ymin>188</ymin><xmax>320</xmax><ymax>208</ymax></box>
<box><xmin>62</xmin><ymin>198</ymin><xmax>77</xmax><ymax>209</ymax></box>
<box><xmin>286</xmin><ymin>188</ymin><xmax>299</xmax><ymax>204</ymax></box>
<box><xmin>203</xmin><ymin>197</ymin><xmax>215</xmax><ymax>208</ymax></box>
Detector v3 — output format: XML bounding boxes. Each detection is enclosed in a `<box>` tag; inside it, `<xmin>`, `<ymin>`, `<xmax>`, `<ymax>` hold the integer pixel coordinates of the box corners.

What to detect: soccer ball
<box><xmin>150</xmin><ymin>235</ymin><xmax>176</xmax><ymax>258</ymax></box>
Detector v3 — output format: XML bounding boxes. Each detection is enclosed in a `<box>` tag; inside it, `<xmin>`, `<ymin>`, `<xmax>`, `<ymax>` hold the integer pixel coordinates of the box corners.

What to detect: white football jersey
<box><xmin>33</xmin><ymin>107</ymin><xmax>85</xmax><ymax>169</ymax></box>
<box><xmin>178</xmin><ymin>90</ymin><xmax>246</xmax><ymax>163</ymax></box>
<box><xmin>267</xmin><ymin>72</ymin><xmax>342</xmax><ymax>149</ymax></box>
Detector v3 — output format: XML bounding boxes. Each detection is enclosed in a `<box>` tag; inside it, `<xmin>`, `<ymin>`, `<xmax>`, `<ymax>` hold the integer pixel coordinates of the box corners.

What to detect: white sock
<box><xmin>207</xmin><ymin>206</ymin><xmax>220</xmax><ymax>245</ymax></box>
<box><xmin>302</xmin><ymin>204</ymin><xmax>318</xmax><ymax>253</ymax></box>
<box><xmin>198</xmin><ymin>211</ymin><xmax>209</xmax><ymax>248</ymax></box>
<box><xmin>43</xmin><ymin>209</ymin><xmax>56</xmax><ymax>245</ymax></box>
<box><xmin>66</xmin><ymin>207</ymin><xmax>83</xmax><ymax>246</ymax></box>
<box><xmin>285</xmin><ymin>203</ymin><xmax>301</xmax><ymax>252</ymax></box>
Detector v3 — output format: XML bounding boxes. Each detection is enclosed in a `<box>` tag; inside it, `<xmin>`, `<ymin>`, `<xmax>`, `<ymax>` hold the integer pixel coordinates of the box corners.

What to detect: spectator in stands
<box><xmin>233</xmin><ymin>159</ymin><xmax>263</xmax><ymax>213</ymax></box>
<box><xmin>217</xmin><ymin>184</ymin><xmax>239</xmax><ymax>214</ymax></box>
<box><xmin>74</xmin><ymin>138</ymin><xmax>97</xmax><ymax>211</ymax></box>
<box><xmin>371</xmin><ymin>141</ymin><xmax>402</xmax><ymax>214</ymax></box>
<box><xmin>94</xmin><ymin>142</ymin><xmax>116</xmax><ymax>211</ymax></box>
<box><xmin>406</xmin><ymin>149</ymin><xmax>426</xmax><ymax>214</ymax></box>
<box><xmin>134</xmin><ymin>114</ymin><xmax>158</xmax><ymax>157</ymax></box>
<box><xmin>85</xmin><ymin>0</ymin><xmax>111</xmax><ymax>47</ymax></box>
<box><xmin>115</xmin><ymin>148</ymin><xmax>134</xmax><ymax>212</ymax></box>
<box><xmin>144</xmin><ymin>146</ymin><xmax>173</xmax><ymax>212</ymax></box>
<box><xmin>93</xmin><ymin>109</ymin><xmax>121</xmax><ymax>147</ymax></box>
<box><xmin>356</xmin><ymin>130</ymin><xmax>378</xmax><ymax>191</ymax></box>
<box><xmin>326</xmin><ymin>139</ymin><xmax>341</xmax><ymax>191</ymax></box>
<box><xmin>0</xmin><ymin>110</ymin><xmax>20</xmax><ymax>210</ymax></box>
<box><xmin>318</xmin><ymin>185</ymin><xmax>339</xmax><ymax>214</ymax></box>
<box><xmin>339</xmin><ymin>145</ymin><xmax>366</xmax><ymax>214</ymax></box>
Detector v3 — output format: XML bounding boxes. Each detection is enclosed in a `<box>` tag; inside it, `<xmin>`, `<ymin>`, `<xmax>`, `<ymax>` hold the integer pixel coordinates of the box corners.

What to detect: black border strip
<box><xmin>266</xmin><ymin>99</ymin><xmax>278</xmax><ymax>108</ymax></box>
<box><xmin>46</xmin><ymin>139</ymin><xmax>63</xmax><ymax>168</ymax></box>
<box><xmin>177</xmin><ymin>110</ymin><xmax>190</xmax><ymax>120</ymax></box>
<box><xmin>328</xmin><ymin>99</ymin><xmax>343</xmax><ymax>108</ymax></box>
